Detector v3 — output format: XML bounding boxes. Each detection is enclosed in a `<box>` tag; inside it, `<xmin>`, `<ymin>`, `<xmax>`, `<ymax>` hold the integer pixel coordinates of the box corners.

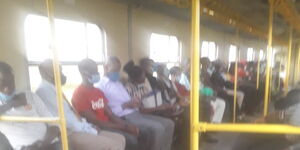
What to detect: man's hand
<box><xmin>122</xmin><ymin>97</ymin><xmax>141</xmax><ymax>109</ymax></box>
<box><xmin>125</xmin><ymin>124</ymin><xmax>139</xmax><ymax>136</ymax></box>
<box><xmin>9</xmin><ymin>93</ymin><xmax>27</xmax><ymax>108</ymax></box>
<box><xmin>159</xmin><ymin>103</ymin><xmax>173</xmax><ymax>111</ymax></box>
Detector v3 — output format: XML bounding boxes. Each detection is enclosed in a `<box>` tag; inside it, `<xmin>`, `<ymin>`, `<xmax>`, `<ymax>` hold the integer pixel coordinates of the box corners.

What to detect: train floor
<box><xmin>200</xmin><ymin>133</ymin><xmax>239</xmax><ymax>150</ymax></box>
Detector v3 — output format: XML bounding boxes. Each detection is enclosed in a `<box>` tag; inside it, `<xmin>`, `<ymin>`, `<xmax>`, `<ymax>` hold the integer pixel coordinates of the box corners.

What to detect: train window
<box><xmin>247</xmin><ymin>48</ymin><xmax>254</xmax><ymax>61</ymax></box>
<box><xmin>201</xmin><ymin>41</ymin><xmax>218</xmax><ymax>61</ymax></box>
<box><xmin>24</xmin><ymin>14</ymin><xmax>106</xmax><ymax>98</ymax></box>
<box><xmin>259</xmin><ymin>49</ymin><xmax>265</xmax><ymax>61</ymax></box>
<box><xmin>150</xmin><ymin>33</ymin><xmax>181</xmax><ymax>68</ymax></box>
<box><xmin>229</xmin><ymin>45</ymin><xmax>237</xmax><ymax>62</ymax></box>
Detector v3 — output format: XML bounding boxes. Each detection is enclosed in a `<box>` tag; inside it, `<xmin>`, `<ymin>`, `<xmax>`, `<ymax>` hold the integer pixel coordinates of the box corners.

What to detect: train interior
<box><xmin>1</xmin><ymin>0</ymin><xmax>300</xmax><ymax>150</ymax></box>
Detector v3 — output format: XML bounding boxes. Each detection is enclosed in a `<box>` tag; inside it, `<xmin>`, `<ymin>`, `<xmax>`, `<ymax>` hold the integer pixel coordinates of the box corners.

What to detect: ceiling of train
<box><xmin>112</xmin><ymin>0</ymin><xmax>300</xmax><ymax>43</ymax></box>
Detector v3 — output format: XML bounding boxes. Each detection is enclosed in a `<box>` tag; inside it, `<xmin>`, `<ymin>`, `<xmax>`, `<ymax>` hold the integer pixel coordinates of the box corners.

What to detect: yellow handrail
<box><xmin>256</xmin><ymin>53</ymin><xmax>261</xmax><ymax>90</ymax></box>
<box><xmin>285</xmin><ymin>27</ymin><xmax>293</xmax><ymax>92</ymax></box>
<box><xmin>263</xmin><ymin>0</ymin><xmax>274</xmax><ymax>117</ymax></box>
<box><xmin>190</xmin><ymin>0</ymin><xmax>200</xmax><ymax>149</ymax></box>
<box><xmin>197</xmin><ymin>123</ymin><xmax>300</xmax><ymax>134</ymax></box>
<box><xmin>46</xmin><ymin>0</ymin><xmax>69</xmax><ymax>150</ymax></box>
<box><xmin>233</xmin><ymin>39</ymin><xmax>239</xmax><ymax>122</ymax></box>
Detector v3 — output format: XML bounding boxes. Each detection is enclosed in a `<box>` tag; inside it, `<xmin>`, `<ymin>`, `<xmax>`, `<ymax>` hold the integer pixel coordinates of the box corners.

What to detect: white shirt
<box><xmin>0</xmin><ymin>91</ymin><xmax>51</xmax><ymax>150</ymax></box>
<box><xmin>179</xmin><ymin>73</ymin><xmax>190</xmax><ymax>90</ymax></box>
<box><xmin>35</xmin><ymin>80</ymin><xmax>97</xmax><ymax>135</ymax></box>
<box><xmin>95</xmin><ymin>76</ymin><xmax>136</xmax><ymax>117</ymax></box>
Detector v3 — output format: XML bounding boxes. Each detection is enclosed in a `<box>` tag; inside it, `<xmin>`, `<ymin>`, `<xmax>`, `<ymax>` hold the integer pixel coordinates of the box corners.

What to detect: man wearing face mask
<box><xmin>0</xmin><ymin>61</ymin><xmax>60</xmax><ymax>150</ymax></box>
<box><xmin>36</xmin><ymin>59</ymin><xmax>125</xmax><ymax>150</ymax></box>
<box><xmin>95</xmin><ymin>56</ymin><xmax>175</xmax><ymax>150</ymax></box>
<box><xmin>72</xmin><ymin>59</ymin><xmax>140</xmax><ymax>150</ymax></box>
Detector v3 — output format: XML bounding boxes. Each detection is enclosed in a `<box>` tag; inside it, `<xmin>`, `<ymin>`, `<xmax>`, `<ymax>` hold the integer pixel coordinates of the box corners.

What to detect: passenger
<box><xmin>123</xmin><ymin>60</ymin><xmax>176</xmax><ymax>148</ymax></box>
<box><xmin>36</xmin><ymin>59</ymin><xmax>125</xmax><ymax>150</ymax></box>
<box><xmin>0</xmin><ymin>61</ymin><xmax>60</xmax><ymax>150</ymax></box>
<box><xmin>179</xmin><ymin>59</ymin><xmax>191</xmax><ymax>90</ymax></box>
<box><xmin>123</xmin><ymin>60</ymin><xmax>174</xmax><ymax>114</ymax></box>
<box><xmin>95</xmin><ymin>56</ymin><xmax>175</xmax><ymax>150</ymax></box>
<box><xmin>156</xmin><ymin>64</ymin><xmax>178</xmax><ymax>105</ymax></box>
<box><xmin>200</xmin><ymin>57</ymin><xmax>226</xmax><ymax>123</ymax></box>
<box><xmin>210</xmin><ymin>61</ymin><xmax>245</xmax><ymax>115</ymax></box>
<box><xmin>72</xmin><ymin>58</ymin><xmax>140</xmax><ymax>150</ymax></box>
<box><xmin>169</xmin><ymin>66</ymin><xmax>189</xmax><ymax>101</ymax></box>
<box><xmin>139</xmin><ymin>58</ymin><xmax>162</xmax><ymax>91</ymax></box>
<box><xmin>233</xmin><ymin>89</ymin><xmax>300</xmax><ymax>150</ymax></box>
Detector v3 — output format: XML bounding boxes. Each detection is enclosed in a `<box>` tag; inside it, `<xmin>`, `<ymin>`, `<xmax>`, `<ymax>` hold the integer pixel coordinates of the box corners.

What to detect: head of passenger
<box><xmin>105</xmin><ymin>56</ymin><xmax>121</xmax><ymax>82</ymax></box>
<box><xmin>0</xmin><ymin>61</ymin><xmax>16</xmax><ymax>101</ymax></box>
<box><xmin>78</xmin><ymin>59</ymin><xmax>100</xmax><ymax>86</ymax></box>
<box><xmin>200</xmin><ymin>57</ymin><xmax>210</xmax><ymax>70</ymax></box>
<box><xmin>182</xmin><ymin>58</ymin><xmax>191</xmax><ymax>73</ymax></box>
<box><xmin>139</xmin><ymin>58</ymin><xmax>156</xmax><ymax>75</ymax></box>
<box><xmin>214</xmin><ymin>62</ymin><xmax>226</xmax><ymax>73</ymax></box>
<box><xmin>124</xmin><ymin>60</ymin><xmax>145</xmax><ymax>84</ymax></box>
<box><xmin>38</xmin><ymin>59</ymin><xmax>67</xmax><ymax>85</ymax></box>
<box><xmin>170</xmin><ymin>66</ymin><xmax>182</xmax><ymax>82</ymax></box>
<box><xmin>157</xmin><ymin>64</ymin><xmax>169</xmax><ymax>79</ymax></box>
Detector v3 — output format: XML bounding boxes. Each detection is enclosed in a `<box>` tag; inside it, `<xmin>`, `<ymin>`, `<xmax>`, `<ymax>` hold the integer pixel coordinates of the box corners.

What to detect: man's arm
<box><xmin>105</xmin><ymin>106</ymin><xmax>139</xmax><ymax>136</ymax></box>
<box><xmin>79</xmin><ymin>109</ymin><xmax>127</xmax><ymax>131</ymax></box>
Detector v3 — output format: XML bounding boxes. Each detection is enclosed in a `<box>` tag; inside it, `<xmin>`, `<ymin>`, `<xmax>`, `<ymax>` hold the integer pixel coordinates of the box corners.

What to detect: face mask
<box><xmin>0</xmin><ymin>92</ymin><xmax>15</xmax><ymax>103</ymax></box>
<box><xmin>88</xmin><ymin>73</ymin><xmax>100</xmax><ymax>84</ymax></box>
<box><xmin>163</xmin><ymin>68</ymin><xmax>170</xmax><ymax>78</ymax></box>
<box><xmin>107</xmin><ymin>72</ymin><xmax>120</xmax><ymax>82</ymax></box>
<box><xmin>152</xmin><ymin>63</ymin><xmax>158</xmax><ymax>73</ymax></box>
<box><xmin>176</xmin><ymin>75</ymin><xmax>181</xmax><ymax>82</ymax></box>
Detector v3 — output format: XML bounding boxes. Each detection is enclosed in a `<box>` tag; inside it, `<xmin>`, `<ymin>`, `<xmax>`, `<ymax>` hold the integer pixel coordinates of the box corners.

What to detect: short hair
<box><xmin>107</xmin><ymin>56</ymin><xmax>120</xmax><ymax>66</ymax></box>
<box><xmin>123</xmin><ymin>60</ymin><xmax>143</xmax><ymax>80</ymax></box>
<box><xmin>139</xmin><ymin>57</ymin><xmax>152</xmax><ymax>67</ymax></box>
<box><xmin>0</xmin><ymin>61</ymin><xmax>13</xmax><ymax>75</ymax></box>
<box><xmin>170</xmin><ymin>66</ymin><xmax>181</xmax><ymax>75</ymax></box>
<box><xmin>78</xmin><ymin>58</ymin><xmax>96</xmax><ymax>73</ymax></box>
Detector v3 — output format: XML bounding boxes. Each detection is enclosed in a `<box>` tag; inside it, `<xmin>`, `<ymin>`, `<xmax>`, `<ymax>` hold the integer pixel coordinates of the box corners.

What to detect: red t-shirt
<box><xmin>72</xmin><ymin>85</ymin><xmax>110</xmax><ymax>122</ymax></box>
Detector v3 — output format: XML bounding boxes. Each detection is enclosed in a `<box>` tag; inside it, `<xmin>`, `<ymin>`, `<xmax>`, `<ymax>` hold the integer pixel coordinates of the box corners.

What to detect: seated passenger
<box><xmin>211</xmin><ymin>61</ymin><xmax>245</xmax><ymax>115</ymax></box>
<box><xmin>95</xmin><ymin>56</ymin><xmax>175</xmax><ymax>150</ymax></box>
<box><xmin>139</xmin><ymin>58</ymin><xmax>162</xmax><ymax>91</ymax></box>
<box><xmin>233</xmin><ymin>89</ymin><xmax>300</xmax><ymax>150</ymax></box>
<box><xmin>123</xmin><ymin>60</ymin><xmax>172</xmax><ymax>114</ymax></box>
<box><xmin>72</xmin><ymin>58</ymin><xmax>140</xmax><ymax>150</ymax></box>
<box><xmin>200</xmin><ymin>58</ymin><xmax>226</xmax><ymax>123</ymax></box>
<box><xmin>35</xmin><ymin>59</ymin><xmax>125</xmax><ymax>150</ymax></box>
<box><xmin>0</xmin><ymin>61</ymin><xmax>60</xmax><ymax>150</ymax></box>
<box><xmin>156</xmin><ymin>64</ymin><xmax>178</xmax><ymax>105</ymax></box>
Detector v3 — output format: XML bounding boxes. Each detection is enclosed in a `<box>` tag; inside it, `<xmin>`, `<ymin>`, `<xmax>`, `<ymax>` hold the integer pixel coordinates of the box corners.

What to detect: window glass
<box><xmin>25</xmin><ymin>14</ymin><xmax>106</xmax><ymax>99</ymax></box>
<box><xmin>229</xmin><ymin>45</ymin><xmax>237</xmax><ymax>62</ymax></box>
<box><xmin>201</xmin><ymin>41</ymin><xmax>218</xmax><ymax>61</ymax></box>
<box><xmin>247</xmin><ymin>48</ymin><xmax>254</xmax><ymax>61</ymax></box>
<box><xmin>150</xmin><ymin>33</ymin><xmax>180</xmax><ymax>67</ymax></box>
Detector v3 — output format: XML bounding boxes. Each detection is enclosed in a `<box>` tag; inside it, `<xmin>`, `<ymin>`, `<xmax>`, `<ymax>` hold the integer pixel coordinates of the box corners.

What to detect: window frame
<box><xmin>24</xmin><ymin>14</ymin><xmax>107</xmax><ymax>91</ymax></box>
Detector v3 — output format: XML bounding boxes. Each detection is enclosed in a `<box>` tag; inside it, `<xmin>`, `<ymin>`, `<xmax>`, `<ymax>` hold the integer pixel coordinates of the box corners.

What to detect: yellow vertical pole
<box><xmin>285</xmin><ymin>27</ymin><xmax>293</xmax><ymax>92</ymax></box>
<box><xmin>256</xmin><ymin>53</ymin><xmax>261</xmax><ymax>89</ymax></box>
<box><xmin>264</xmin><ymin>0</ymin><xmax>274</xmax><ymax>116</ymax></box>
<box><xmin>46</xmin><ymin>0</ymin><xmax>69</xmax><ymax>150</ymax></box>
<box><xmin>233</xmin><ymin>30</ymin><xmax>239</xmax><ymax>123</ymax></box>
<box><xmin>190</xmin><ymin>0</ymin><xmax>200</xmax><ymax>150</ymax></box>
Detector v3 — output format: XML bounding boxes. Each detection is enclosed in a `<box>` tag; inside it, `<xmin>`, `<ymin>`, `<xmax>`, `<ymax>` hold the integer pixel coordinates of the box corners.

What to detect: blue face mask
<box><xmin>88</xmin><ymin>73</ymin><xmax>100</xmax><ymax>84</ymax></box>
<box><xmin>0</xmin><ymin>92</ymin><xmax>14</xmax><ymax>103</ymax></box>
<box><xmin>163</xmin><ymin>68</ymin><xmax>170</xmax><ymax>78</ymax></box>
<box><xmin>107</xmin><ymin>72</ymin><xmax>120</xmax><ymax>82</ymax></box>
